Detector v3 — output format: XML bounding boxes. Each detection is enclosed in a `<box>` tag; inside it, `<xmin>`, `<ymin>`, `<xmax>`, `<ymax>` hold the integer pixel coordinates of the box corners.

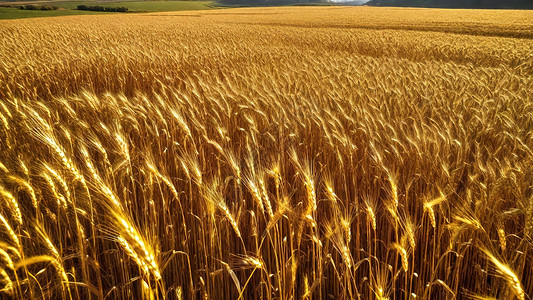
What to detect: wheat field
<box><xmin>0</xmin><ymin>6</ymin><xmax>533</xmax><ymax>299</ymax></box>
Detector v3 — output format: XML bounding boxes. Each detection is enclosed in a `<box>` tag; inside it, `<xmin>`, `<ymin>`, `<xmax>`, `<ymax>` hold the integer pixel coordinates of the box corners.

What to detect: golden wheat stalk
<box><xmin>0</xmin><ymin>187</ymin><xmax>22</xmax><ymax>226</ymax></box>
<box><xmin>481</xmin><ymin>248</ymin><xmax>525</xmax><ymax>300</ymax></box>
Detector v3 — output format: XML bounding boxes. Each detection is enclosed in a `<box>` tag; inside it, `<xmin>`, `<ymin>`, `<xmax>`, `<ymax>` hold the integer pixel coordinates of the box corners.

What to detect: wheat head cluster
<box><xmin>0</xmin><ymin>6</ymin><xmax>532</xmax><ymax>300</ymax></box>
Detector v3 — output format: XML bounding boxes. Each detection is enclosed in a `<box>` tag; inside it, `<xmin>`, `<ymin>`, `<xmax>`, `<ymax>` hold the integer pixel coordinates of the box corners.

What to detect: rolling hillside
<box><xmin>366</xmin><ymin>0</ymin><xmax>533</xmax><ymax>9</ymax></box>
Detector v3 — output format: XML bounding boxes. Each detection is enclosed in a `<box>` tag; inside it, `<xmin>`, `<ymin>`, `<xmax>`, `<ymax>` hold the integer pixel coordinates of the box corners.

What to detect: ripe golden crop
<box><xmin>0</xmin><ymin>6</ymin><xmax>532</xmax><ymax>299</ymax></box>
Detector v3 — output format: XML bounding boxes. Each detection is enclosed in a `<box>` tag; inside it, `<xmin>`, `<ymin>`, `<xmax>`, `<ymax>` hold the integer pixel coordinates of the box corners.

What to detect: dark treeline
<box><xmin>77</xmin><ymin>5</ymin><xmax>129</xmax><ymax>12</ymax></box>
<box><xmin>18</xmin><ymin>4</ymin><xmax>59</xmax><ymax>10</ymax></box>
<box><xmin>366</xmin><ymin>0</ymin><xmax>533</xmax><ymax>9</ymax></box>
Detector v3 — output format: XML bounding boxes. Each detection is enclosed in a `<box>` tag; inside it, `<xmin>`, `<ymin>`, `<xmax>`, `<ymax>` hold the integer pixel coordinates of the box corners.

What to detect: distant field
<box><xmin>0</xmin><ymin>0</ymin><xmax>215</xmax><ymax>19</ymax></box>
<box><xmin>0</xmin><ymin>6</ymin><xmax>103</xmax><ymax>18</ymax></box>
<box><xmin>51</xmin><ymin>0</ymin><xmax>215</xmax><ymax>11</ymax></box>
<box><xmin>1</xmin><ymin>6</ymin><xmax>533</xmax><ymax>300</ymax></box>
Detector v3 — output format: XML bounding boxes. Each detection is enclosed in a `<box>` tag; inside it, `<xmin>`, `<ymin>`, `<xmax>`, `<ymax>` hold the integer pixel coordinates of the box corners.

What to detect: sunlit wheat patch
<box><xmin>0</xmin><ymin>6</ymin><xmax>532</xmax><ymax>299</ymax></box>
